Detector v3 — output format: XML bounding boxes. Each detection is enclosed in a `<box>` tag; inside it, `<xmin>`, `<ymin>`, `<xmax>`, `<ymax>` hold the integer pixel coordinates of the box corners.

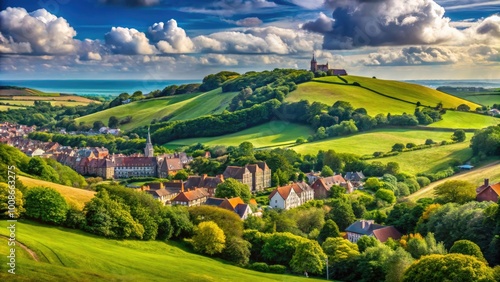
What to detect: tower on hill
<box><xmin>310</xmin><ymin>52</ymin><xmax>347</xmax><ymax>76</ymax></box>
<box><xmin>144</xmin><ymin>127</ymin><xmax>154</xmax><ymax>157</ymax></box>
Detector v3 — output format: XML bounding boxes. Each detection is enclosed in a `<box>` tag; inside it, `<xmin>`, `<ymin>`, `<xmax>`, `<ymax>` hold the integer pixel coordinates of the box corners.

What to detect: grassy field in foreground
<box><xmin>291</xmin><ymin>128</ymin><xmax>472</xmax><ymax>156</ymax></box>
<box><xmin>378</xmin><ymin>141</ymin><xmax>473</xmax><ymax>175</ymax></box>
<box><xmin>428</xmin><ymin>111</ymin><xmax>499</xmax><ymax>129</ymax></box>
<box><xmin>0</xmin><ymin>221</ymin><xmax>323</xmax><ymax>282</ymax></box>
<box><xmin>165</xmin><ymin>121</ymin><xmax>314</xmax><ymax>149</ymax></box>
<box><xmin>77</xmin><ymin>88</ymin><xmax>238</xmax><ymax>131</ymax></box>
<box><xmin>286</xmin><ymin>76</ymin><xmax>479</xmax><ymax>116</ymax></box>
<box><xmin>18</xmin><ymin>176</ymin><xmax>95</xmax><ymax>210</ymax></box>
<box><xmin>407</xmin><ymin>160</ymin><xmax>500</xmax><ymax>201</ymax></box>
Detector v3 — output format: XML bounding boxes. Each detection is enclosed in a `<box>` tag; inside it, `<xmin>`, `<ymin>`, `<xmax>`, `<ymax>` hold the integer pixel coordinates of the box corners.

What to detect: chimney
<box><xmin>202</xmin><ymin>174</ymin><xmax>208</xmax><ymax>180</ymax></box>
<box><xmin>484</xmin><ymin>179</ymin><xmax>489</xmax><ymax>186</ymax></box>
<box><xmin>218</xmin><ymin>174</ymin><xmax>224</xmax><ymax>182</ymax></box>
<box><xmin>181</xmin><ymin>182</ymin><xmax>184</xmax><ymax>193</ymax></box>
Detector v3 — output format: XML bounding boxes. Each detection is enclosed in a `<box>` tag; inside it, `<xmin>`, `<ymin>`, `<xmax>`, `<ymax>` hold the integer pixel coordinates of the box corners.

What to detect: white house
<box><xmin>268</xmin><ymin>182</ymin><xmax>313</xmax><ymax>210</ymax></box>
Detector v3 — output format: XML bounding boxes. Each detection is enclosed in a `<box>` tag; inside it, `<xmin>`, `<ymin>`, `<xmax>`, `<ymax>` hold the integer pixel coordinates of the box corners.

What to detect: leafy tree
<box><xmin>0</xmin><ymin>183</ymin><xmax>24</xmax><ymax>218</ymax></box>
<box><xmin>317</xmin><ymin>219</ymin><xmax>340</xmax><ymax>244</ymax></box>
<box><xmin>221</xmin><ymin>237</ymin><xmax>251</xmax><ymax>266</ymax></box>
<box><xmin>434</xmin><ymin>180</ymin><xmax>476</xmax><ymax>204</ymax></box>
<box><xmin>357</xmin><ymin>235</ymin><xmax>379</xmax><ymax>252</ymax></box>
<box><xmin>93</xmin><ymin>120</ymin><xmax>105</xmax><ymax>130</ymax></box>
<box><xmin>26</xmin><ymin>157</ymin><xmax>59</xmax><ymax>183</ymax></box>
<box><xmin>290</xmin><ymin>241</ymin><xmax>327</xmax><ymax>275</ymax></box>
<box><xmin>322</xmin><ymin>237</ymin><xmax>360</xmax><ymax>280</ymax></box>
<box><xmin>293</xmin><ymin>208</ymin><xmax>325</xmax><ymax>235</ymax></box>
<box><xmin>457</xmin><ymin>104</ymin><xmax>470</xmax><ymax>111</ymax></box>
<box><xmin>326</xmin><ymin>199</ymin><xmax>356</xmax><ymax>230</ymax></box>
<box><xmin>357</xmin><ymin>244</ymin><xmax>395</xmax><ymax>282</ymax></box>
<box><xmin>416</xmin><ymin>176</ymin><xmax>430</xmax><ymax>188</ymax></box>
<box><xmin>159</xmin><ymin>205</ymin><xmax>193</xmax><ymax>240</ymax></box>
<box><xmin>402</xmin><ymin>254</ymin><xmax>494</xmax><ymax>282</ymax></box>
<box><xmin>364</xmin><ymin>177</ymin><xmax>383</xmax><ymax>191</ymax></box>
<box><xmin>452</xmin><ymin>129</ymin><xmax>466</xmax><ymax>142</ymax></box>
<box><xmin>375</xmin><ymin>188</ymin><xmax>396</xmax><ymax>204</ymax></box>
<box><xmin>108</xmin><ymin>116</ymin><xmax>119</xmax><ymax>128</ymax></box>
<box><xmin>321</xmin><ymin>165</ymin><xmax>334</xmax><ymax>177</ymax></box>
<box><xmin>173</xmin><ymin>169</ymin><xmax>189</xmax><ymax>181</ymax></box>
<box><xmin>470</xmin><ymin>125</ymin><xmax>500</xmax><ymax>157</ymax></box>
<box><xmin>262</xmin><ymin>232</ymin><xmax>306</xmax><ymax>265</ymax></box>
<box><xmin>425</xmin><ymin>139</ymin><xmax>435</xmax><ymax>145</ymax></box>
<box><xmin>189</xmin><ymin>205</ymin><xmax>243</xmax><ymax>239</ymax></box>
<box><xmin>24</xmin><ymin>187</ymin><xmax>68</xmax><ymax>224</ymax></box>
<box><xmin>215</xmin><ymin>178</ymin><xmax>251</xmax><ymax>203</ymax></box>
<box><xmin>392</xmin><ymin>143</ymin><xmax>405</xmax><ymax>152</ymax></box>
<box><xmin>385</xmin><ymin>162</ymin><xmax>400</xmax><ymax>175</ymax></box>
<box><xmin>406</xmin><ymin>233</ymin><xmax>447</xmax><ymax>259</ymax></box>
<box><xmin>84</xmin><ymin>190</ymin><xmax>144</xmax><ymax>239</ymax></box>
<box><xmin>385</xmin><ymin>248</ymin><xmax>414</xmax><ymax>282</ymax></box>
<box><xmin>192</xmin><ymin>221</ymin><xmax>226</xmax><ymax>255</ymax></box>
<box><xmin>449</xmin><ymin>240</ymin><xmax>486</xmax><ymax>262</ymax></box>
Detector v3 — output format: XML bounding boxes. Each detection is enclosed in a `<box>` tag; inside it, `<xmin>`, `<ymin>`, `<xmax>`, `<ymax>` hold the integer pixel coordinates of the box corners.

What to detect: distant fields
<box><xmin>437</xmin><ymin>88</ymin><xmax>500</xmax><ymax>107</ymax></box>
<box><xmin>291</xmin><ymin>128</ymin><xmax>472</xmax><ymax>156</ymax></box>
<box><xmin>19</xmin><ymin>176</ymin><xmax>95</xmax><ymax>210</ymax></box>
<box><xmin>77</xmin><ymin>88</ymin><xmax>238</xmax><ymax>131</ymax></box>
<box><xmin>0</xmin><ymin>88</ymin><xmax>98</xmax><ymax>108</ymax></box>
<box><xmin>0</xmin><ymin>105</ymin><xmax>25</xmax><ymax>111</ymax></box>
<box><xmin>0</xmin><ymin>221</ymin><xmax>323</xmax><ymax>282</ymax></box>
<box><xmin>287</xmin><ymin>75</ymin><xmax>480</xmax><ymax>116</ymax></box>
<box><xmin>378</xmin><ymin>141</ymin><xmax>473</xmax><ymax>175</ymax></box>
<box><xmin>165</xmin><ymin>121</ymin><xmax>314</xmax><ymax>149</ymax></box>
<box><xmin>407</xmin><ymin>160</ymin><xmax>500</xmax><ymax>201</ymax></box>
<box><xmin>428</xmin><ymin>111</ymin><xmax>499</xmax><ymax>129</ymax></box>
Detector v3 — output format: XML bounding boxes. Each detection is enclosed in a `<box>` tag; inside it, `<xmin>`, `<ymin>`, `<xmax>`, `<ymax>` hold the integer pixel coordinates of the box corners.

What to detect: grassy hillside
<box><xmin>77</xmin><ymin>88</ymin><xmax>238</xmax><ymax>131</ymax></box>
<box><xmin>0</xmin><ymin>221</ymin><xmax>322</xmax><ymax>282</ymax></box>
<box><xmin>291</xmin><ymin>128</ymin><xmax>472</xmax><ymax>156</ymax></box>
<box><xmin>19</xmin><ymin>176</ymin><xmax>95</xmax><ymax>210</ymax></box>
<box><xmin>428</xmin><ymin>111</ymin><xmax>499</xmax><ymax>129</ymax></box>
<box><xmin>287</xmin><ymin>75</ymin><xmax>480</xmax><ymax>116</ymax></box>
<box><xmin>165</xmin><ymin>121</ymin><xmax>314</xmax><ymax>149</ymax></box>
<box><xmin>0</xmin><ymin>105</ymin><xmax>25</xmax><ymax>111</ymax></box>
<box><xmin>0</xmin><ymin>87</ymin><xmax>97</xmax><ymax>107</ymax></box>
<box><xmin>407</xmin><ymin>160</ymin><xmax>500</xmax><ymax>201</ymax></box>
<box><xmin>377</xmin><ymin>141</ymin><xmax>473</xmax><ymax>175</ymax></box>
<box><xmin>0</xmin><ymin>87</ymin><xmax>59</xmax><ymax>97</ymax></box>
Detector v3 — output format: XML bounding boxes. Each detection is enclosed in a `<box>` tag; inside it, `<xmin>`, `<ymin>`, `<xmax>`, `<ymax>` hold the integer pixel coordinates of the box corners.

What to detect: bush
<box><xmin>425</xmin><ymin>139</ymin><xmax>435</xmax><ymax>145</ymax></box>
<box><xmin>250</xmin><ymin>262</ymin><xmax>269</xmax><ymax>273</ymax></box>
<box><xmin>416</xmin><ymin>176</ymin><xmax>431</xmax><ymax>188</ymax></box>
<box><xmin>269</xmin><ymin>264</ymin><xmax>287</xmax><ymax>274</ymax></box>
<box><xmin>24</xmin><ymin>187</ymin><xmax>68</xmax><ymax>225</ymax></box>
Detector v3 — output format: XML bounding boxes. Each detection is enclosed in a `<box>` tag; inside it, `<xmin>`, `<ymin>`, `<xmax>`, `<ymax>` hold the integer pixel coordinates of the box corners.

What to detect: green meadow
<box><xmin>0</xmin><ymin>221</ymin><xmax>323</xmax><ymax>282</ymax></box>
<box><xmin>377</xmin><ymin>141</ymin><xmax>473</xmax><ymax>175</ymax></box>
<box><xmin>428</xmin><ymin>111</ymin><xmax>499</xmax><ymax>129</ymax></box>
<box><xmin>165</xmin><ymin>121</ymin><xmax>314</xmax><ymax>149</ymax></box>
<box><xmin>287</xmin><ymin>75</ymin><xmax>479</xmax><ymax>116</ymax></box>
<box><xmin>291</xmin><ymin>128</ymin><xmax>471</xmax><ymax>156</ymax></box>
<box><xmin>77</xmin><ymin>88</ymin><xmax>238</xmax><ymax>131</ymax></box>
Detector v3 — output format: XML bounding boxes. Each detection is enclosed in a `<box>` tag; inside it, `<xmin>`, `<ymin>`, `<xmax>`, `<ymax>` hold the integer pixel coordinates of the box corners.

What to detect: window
<box><xmin>275</xmin><ymin>200</ymin><xmax>277</xmax><ymax>203</ymax></box>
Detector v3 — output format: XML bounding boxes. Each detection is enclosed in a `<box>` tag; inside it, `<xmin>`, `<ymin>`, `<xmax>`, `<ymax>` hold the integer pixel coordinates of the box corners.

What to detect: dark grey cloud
<box><xmin>304</xmin><ymin>0</ymin><xmax>463</xmax><ymax>49</ymax></box>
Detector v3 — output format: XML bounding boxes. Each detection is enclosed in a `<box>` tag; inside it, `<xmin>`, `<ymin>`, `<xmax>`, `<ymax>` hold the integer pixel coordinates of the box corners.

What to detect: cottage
<box><xmin>311</xmin><ymin>175</ymin><xmax>353</xmax><ymax>199</ymax></box>
<box><xmin>344</xmin><ymin>171</ymin><xmax>365</xmax><ymax>187</ymax></box>
<box><xmin>345</xmin><ymin>220</ymin><xmax>402</xmax><ymax>243</ymax></box>
<box><xmin>171</xmin><ymin>188</ymin><xmax>209</xmax><ymax>207</ymax></box>
<box><xmin>205</xmin><ymin>197</ymin><xmax>253</xmax><ymax>220</ymax></box>
<box><xmin>268</xmin><ymin>182</ymin><xmax>313</xmax><ymax>210</ymax></box>
<box><xmin>476</xmin><ymin>179</ymin><xmax>500</xmax><ymax>202</ymax></box>
<box><xmin>184</xmin><ymin>174</ymin><xmax>224</xmax><ymax>196</ymax></box>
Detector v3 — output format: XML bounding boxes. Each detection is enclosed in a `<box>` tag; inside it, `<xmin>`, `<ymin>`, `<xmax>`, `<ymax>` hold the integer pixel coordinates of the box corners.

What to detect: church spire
<box><xmin>144</xmin><ymin>126</ymin><xmax>154</xmax><ymax>157</ymax></box>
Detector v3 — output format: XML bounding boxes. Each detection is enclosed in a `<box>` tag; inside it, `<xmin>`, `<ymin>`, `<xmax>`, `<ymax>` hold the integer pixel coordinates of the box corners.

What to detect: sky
<box><xmin>0</xmin><ymin>0</ymin><xmax>499</xmax><ymax>80</ymax></box>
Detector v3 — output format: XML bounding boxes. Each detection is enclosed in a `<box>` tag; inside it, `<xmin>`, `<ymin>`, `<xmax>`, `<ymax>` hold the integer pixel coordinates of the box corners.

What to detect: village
<box><xmin>2</xmin><ymin>121</ymin><xmax>499</xmax><ymax>248</ymax></box>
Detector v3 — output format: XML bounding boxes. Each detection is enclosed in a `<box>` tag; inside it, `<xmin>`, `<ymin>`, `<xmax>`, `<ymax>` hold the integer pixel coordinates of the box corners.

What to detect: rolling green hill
<box><xmin>0</xmin><ymin>221</ymin><xmax>322</xmax><ymax>282</ymax></box>
<box><xmin>291</xmin><ymin>128</ymin><xmax>473</xmax><ymax>156</ymax></box>
<box><xmin>378</xmin><ymin>141</ymin><xmax>473</xmax><ymax>175</ymax></box>
<box><xmin>428</xmin><ymin>111</ymin><xmax>499</xmax><ymax>129</ymax></box>
<box><xmin>286</xmin><ymin>75</ymin><xmax>480</xmax><ymax>115</ymax></box>
<box><xmin>76</xmin><ymin>88</ymin><xmax>238</xmax><ymax>131</ymax></box>
<box><xmin>437</xmin><ymin>87</ymin><xmax>500</xmax><ymax>107</ymax></box>
<box><xmin>165</xmin><ymin>121</ymin><xmax>314</xmax><ymax>149</ymax></box>
<box><xmin>18</xmin><ymin>176</ymin><xmax>95</xmax><ymax>210</ymax></box>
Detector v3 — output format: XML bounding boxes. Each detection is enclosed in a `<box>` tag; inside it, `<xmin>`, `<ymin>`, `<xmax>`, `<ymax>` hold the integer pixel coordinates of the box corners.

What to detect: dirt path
<box><xmin>0</xmin><ymin>234</ymin><xmax>39</xmax><ymax>262</ymax></box>
<box><xmin>407</xmin><ymin>160</ymin><xmax>500</xmax><ymax>200</ymax></box>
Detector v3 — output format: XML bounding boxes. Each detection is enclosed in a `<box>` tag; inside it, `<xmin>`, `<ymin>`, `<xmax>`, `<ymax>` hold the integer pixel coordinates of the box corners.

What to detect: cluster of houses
<box><xmin>269</xmin><ymin>172</ymin><xmax>364</xmax><ymax>210</ymax></box>
<box><xmin>0</xmin><ymin>122</ymin><xmax>37</xmax><ymax>143</ymax></box>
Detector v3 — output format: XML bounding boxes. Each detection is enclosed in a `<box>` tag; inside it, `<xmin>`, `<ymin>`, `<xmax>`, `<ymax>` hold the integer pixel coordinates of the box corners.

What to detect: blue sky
<box><xmin>0</xmin><ymin>0</ymin><xmax>499</xmax><ymax>80</ymax></box>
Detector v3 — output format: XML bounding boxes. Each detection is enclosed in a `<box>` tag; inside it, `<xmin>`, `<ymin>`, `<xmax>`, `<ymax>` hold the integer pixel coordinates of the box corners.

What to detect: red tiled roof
<box><xmin>372</xmin><ymin>226</ymin><xmax>402</xmax><ymax>243</ymax></box>
<box><xmin>269</xmin><ymin>184</ymin><xmax>302</xmax><ymax>200</ymax></box>
<box><xmin>172</xmin><ymin>189</ymin><xmax>208</xmax><ymax>202</ymax></box>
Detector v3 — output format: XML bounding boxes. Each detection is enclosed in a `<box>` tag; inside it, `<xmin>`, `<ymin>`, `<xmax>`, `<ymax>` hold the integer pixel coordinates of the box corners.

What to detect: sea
<box><xmin>0</xmin><ymin>79</ymin><xmax>201</xmax><ymax>96</ymax></box>
<box><xmin>1</xmin><ymin>79</ymin><xmax>499</xmax><ymax>96</ymax></box>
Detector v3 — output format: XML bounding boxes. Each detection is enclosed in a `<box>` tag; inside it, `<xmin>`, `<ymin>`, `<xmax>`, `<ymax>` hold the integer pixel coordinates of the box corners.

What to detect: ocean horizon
<box><xmin>1</xmin><ymin>78</ymin><xmax>499</xmax><ymax>96</ymax></box>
